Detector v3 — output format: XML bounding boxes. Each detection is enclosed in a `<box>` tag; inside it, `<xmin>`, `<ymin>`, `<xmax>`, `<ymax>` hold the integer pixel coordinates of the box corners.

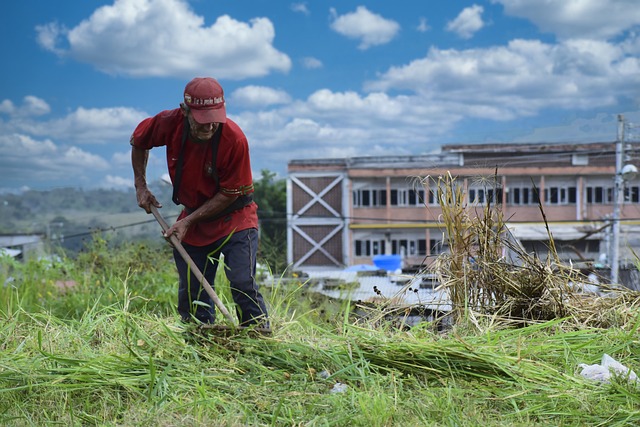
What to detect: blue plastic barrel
<box><xmin>372</xmin><ymin>254</ymin><xmax>402</xmax><ymax>271</ymax></box>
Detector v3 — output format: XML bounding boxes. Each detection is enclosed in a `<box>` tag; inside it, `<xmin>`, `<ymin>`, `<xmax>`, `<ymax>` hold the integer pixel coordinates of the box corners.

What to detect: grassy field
<box><xmin>2</xmin><ymin>175</ymin><xmax>640</xmax><ymax>426</ymax></box>
<box><xmin>1</xmin><ymin>236</ymin><xmax>639</xmax><ymax>427</ymax></box>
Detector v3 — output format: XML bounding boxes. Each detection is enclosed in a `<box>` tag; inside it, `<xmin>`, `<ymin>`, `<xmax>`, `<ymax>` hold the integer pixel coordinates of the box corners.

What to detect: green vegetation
<box><xmin>1</xmin><ymin>174</ymin><xmax>639</xmax><ymax>426</ymax></box>
<box><xmin>253</xmin><ymin>169</ymin><xmax>287</xmax><ymax>274</ymax></box>
<box><xmin>1</xmin><ymin>235</ymin><xmax>640</xmax><ymax>426</ymax></box>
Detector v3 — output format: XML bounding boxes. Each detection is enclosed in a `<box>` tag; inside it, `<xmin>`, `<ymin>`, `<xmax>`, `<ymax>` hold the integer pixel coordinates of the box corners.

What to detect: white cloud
<box><xmin>234</xmin><ymin>88</ymin><xmax>453</xmax><ymax>172</ymax></box>
<box><xmin>446</xmin><ymin>5</ymin><xmax>485</xmax><ymax>39</ymax></box>
<box><xmin>35</xmin><ymin>22</ymin><xmax>66</xmax><ymax>54</ymax></box>
<box><xmin>0</xmin><ymin>100</ymin><xmax>15</xmax><ymax>115</ymax></box>
<box><xmin>365</xmin><ymin>38</ymin><xmax>639</xmax><ymax>119</ymax></box>
<box><xmin>36</xmin><ymin>0</ymin><xmax>291</xmax><ymax>79</ymax></box>
<box><xmin>417</xmin><ymin>17</ymin><xmax>430</xmax><ymax>33</ymax></box>
<box><xmin>160</xmin><ymin>173</ymin><xmax>172</xmax><ymax>186</ymax></box>
<box><xmin>329</xmin><ymin>6</ymin><xmax>400</xmax><ymax>50</ymax></box>
<box><xmin>0</xmin><ymin>96</ymin><xmax>50</xmax><ymax>117</ymax></box>
<box><xmin>230</xmin><ymin>86</ymin><xmax>292</xmax><ymax>108</ymax></box>
<box><xmin>23</xmin><ymin>96</ymin><xmax>52</xmax><ymax>117</ymax></box>
<box><xmin>306</xmin><ymin>90</ymin><xmax>402</xmax><ymax>118</ymax></box>
<box><xmin>1</xmin><ymin>134</ymin><xmax>58</xmax><ymax>156</ymax></box>
<box><xmin>100</xmin><ymin>174</ymin><xmax>132</xmax><ymax>190</ymax></box>
<box><xmin>291</xmin><ymin>2</ymin><xmax>310</xmax><ymax>15</ymax></box>
<box><xmin>493</xmin><ymin>0</ymin><xmax>640</xmax><ymax>40</ymax></box>
<box><xmin>225</xmin><ymin>22</ymin><xmax>640</xmax><ymax>171</ymax></box>
<box><xmin>0</xmin><ymin>134</ymin><xmax>109</xmax><ymax>188</ymax></box>
<box><xmin>25</xmin><ymin>106</ymin><xmax>147</xmax><ymax>144</ymax></box>
<box><xmin>301</xmin><ymin>56</ymin><xmax>323</xmax><ymax>69</ymax></box>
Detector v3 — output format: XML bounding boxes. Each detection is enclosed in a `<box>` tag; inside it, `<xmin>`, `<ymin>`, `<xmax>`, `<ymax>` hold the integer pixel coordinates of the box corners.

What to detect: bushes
<box><xmin>1</xmin><ymin>236</ymin><xmax>177</xmax><ymax>319</ymax></box>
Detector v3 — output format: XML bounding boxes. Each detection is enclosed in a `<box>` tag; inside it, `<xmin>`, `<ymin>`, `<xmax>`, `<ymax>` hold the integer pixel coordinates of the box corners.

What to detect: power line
<box><xmin>50</xmin><ymin>204</ymin><xmax>640</xmax><ymax>244</ymax></box>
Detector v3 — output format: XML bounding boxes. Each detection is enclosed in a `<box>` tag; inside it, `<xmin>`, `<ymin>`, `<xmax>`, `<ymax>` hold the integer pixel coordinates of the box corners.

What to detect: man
<box><xmin>130</xmin><ymin>77</ymin><xmax>269</xmax><ymax>327</ymax></box>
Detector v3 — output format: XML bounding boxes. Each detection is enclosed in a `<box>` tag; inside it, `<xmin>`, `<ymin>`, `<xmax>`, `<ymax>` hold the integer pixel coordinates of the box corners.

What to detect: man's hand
<box><xmin>136</xmin><ymin>185</ymin><xmax>162</xmax><ymax>214</ymax></box>
<box><xmin>164</xmin><ymin>217</ymin><xmax>191</xmax><ymax>242</ymax></box>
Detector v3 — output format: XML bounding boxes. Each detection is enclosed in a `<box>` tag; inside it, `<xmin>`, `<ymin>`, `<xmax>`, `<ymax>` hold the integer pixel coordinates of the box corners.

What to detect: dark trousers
<box><xmin>173</xmin><ymin>228</ymin><xmax>269</xmax><ymax>326</ymax></box>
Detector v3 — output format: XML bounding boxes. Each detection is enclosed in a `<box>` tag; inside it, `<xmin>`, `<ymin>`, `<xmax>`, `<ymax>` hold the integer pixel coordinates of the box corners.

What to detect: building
<box><xmin>287</xmin><ymin>142</ymin><xmax>640</xmax><ymax>277</ymax></box>
<box><xmin>0</xmin><ymin>234</ymin><xmax>45</xmax><ymax>260</ymax></box>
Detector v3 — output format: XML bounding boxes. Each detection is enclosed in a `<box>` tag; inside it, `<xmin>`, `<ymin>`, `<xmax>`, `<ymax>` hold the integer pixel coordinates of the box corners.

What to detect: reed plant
<box><xmin>428</xmin><ymin>172</ymin><xmax>640</xmax><ymax>330</ymax></box>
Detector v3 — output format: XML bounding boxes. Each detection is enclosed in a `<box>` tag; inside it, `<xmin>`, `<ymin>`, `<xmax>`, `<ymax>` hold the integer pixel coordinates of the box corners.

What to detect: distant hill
<box><xmin>0</xmin><ymin>181</ymin><xmax>180</xmax><ymax>254</ymax></box>
<box><xmin>1</xmin><ymin>171</ymin><xmax>287</xmax><ymax>270</ymax></box>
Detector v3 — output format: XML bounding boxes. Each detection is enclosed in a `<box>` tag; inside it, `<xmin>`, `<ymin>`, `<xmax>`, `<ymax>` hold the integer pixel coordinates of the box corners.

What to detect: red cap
<box><xmin>183</xmin><ymin>77</ymin><xmax>227</xmax><ymax>124</ymax></box>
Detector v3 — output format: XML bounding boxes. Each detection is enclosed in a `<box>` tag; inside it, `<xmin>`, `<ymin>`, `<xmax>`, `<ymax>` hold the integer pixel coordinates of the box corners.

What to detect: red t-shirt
<box><xmin>131</xmin><ymin>108</ymin><xmax>258</xmax><ymax>246</ymax></box>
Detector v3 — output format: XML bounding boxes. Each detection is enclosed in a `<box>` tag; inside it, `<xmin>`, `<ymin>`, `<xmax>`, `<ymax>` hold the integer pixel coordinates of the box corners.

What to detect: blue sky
<box><xmin>1</xmin><ymin>0</ymin><xmax>639</xmax><ymax>192</ymax></box>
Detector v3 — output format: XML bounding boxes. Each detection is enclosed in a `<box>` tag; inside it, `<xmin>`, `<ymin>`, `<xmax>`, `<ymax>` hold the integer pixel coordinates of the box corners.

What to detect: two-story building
<box><xmin>287</xmin><ymin>142</ymin><xmax>640</xmax><ymax>276</ymax></box>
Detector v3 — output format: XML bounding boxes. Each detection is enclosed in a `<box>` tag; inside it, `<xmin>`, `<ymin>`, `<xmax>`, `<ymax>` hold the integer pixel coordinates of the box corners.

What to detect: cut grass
<box><xmin>1</xmin><ymin>276</ymin><xmax>639</xmax><ymax>426</ymax></box>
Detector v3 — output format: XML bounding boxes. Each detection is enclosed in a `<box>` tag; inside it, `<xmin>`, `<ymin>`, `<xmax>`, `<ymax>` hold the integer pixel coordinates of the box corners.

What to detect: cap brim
<box><xmin>190</xmin><ymin>106</ymin><xmax>227</xmax><ymax>124</ymax></box>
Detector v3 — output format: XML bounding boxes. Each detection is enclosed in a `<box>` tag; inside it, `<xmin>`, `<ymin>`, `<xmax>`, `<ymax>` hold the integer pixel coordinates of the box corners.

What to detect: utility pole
<box><xmin>610</xmin><ymin>114</ymin><xmax>626</xmax><ymax>284</ymax></box>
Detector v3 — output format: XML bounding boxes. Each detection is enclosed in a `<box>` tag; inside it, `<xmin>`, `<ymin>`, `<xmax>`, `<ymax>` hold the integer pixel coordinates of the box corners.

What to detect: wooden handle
<box><xmin>150</xmin><ymin>205</ymin><xmax>235</xmax><ymax>324</ymax></box>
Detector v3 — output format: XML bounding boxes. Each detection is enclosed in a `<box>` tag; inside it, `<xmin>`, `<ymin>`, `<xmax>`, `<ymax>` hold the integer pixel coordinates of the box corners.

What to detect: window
<box><xmin>390</xmin><ymin>189</ymin><xmax>398</xmax><ymax>205</ymax></box>
<box><xmin>353</xmin><ymin>183</ymin><xmax>430</xmax><ymax>207</ymax></box>
<box><xmin>408</xmin><ymin>189</ymin><xmax>425</xmax><ymax>205</ymax></box>
<box><xmin>355</xmin><ymin>239</ymin><xmax>386</xmax><ymax>256</ymax></box>
<box><xmin>626</xmin><ymin>186</ymin><xmax>640</xmax><ymax>203</ymax></box>
<box><xmin>354</xmin><ymin>240</ymin><xmax>370</xmax><ymax>256</ymax></box>
<box><xmin>469</xmin><ymin>187</ymin><xmax>503</xmax><ymax>205</ymax></box>
<box><xmin>371</xmin><ymin>240</ymin><xmax>386</xmax><ymax>255</ymax></box>
<box><xmin>389</xmin><ymin>238</ymin><xmax>428</xmax><ymax>256</ymax></box>
<box><xmin>468</xmin><ymin>189</ymin><xmax>483</xmax><ymax>204</ymax></box>
<box><xmin>418</xmin><ymin>239</ymin><xmax>426</xmax><ymax>255</ymax></box>
<box><xmin>356</xmin><ymin>237</ymin><xmax>426</xmax><ymax>257</ymax></box>
<box><xmin>488</xmin><ymin>189</ymin><xmax>499</xmax><ymax>204</ymax></box>
<box><xmin>586</xmin><ymin>186</ymin><xmax>613</xmax><ymax>204</ymax></box>
<box><xmin>543</xmin><ymin>186</ymin><xmax>577</xmax><ymax>205</ymax></box>
<box><xmin>388</xmin><ymin>188</ymin><xmax>425</xmax><ymax>207</ymax></box>
<box><xmin>362</xmin><ymin>191</ymin><xmax>370</xmax><ymax>206</ymax></box>
<box><xmin>508</xmin><ymin>186</ymin><xmax>539</xmax><ymax>205</ymax></box>
<box><xmin>353</xmin><ymin>189</ymin><xmax>387</xmax><ymax>207</ymax></box>
<box><xmin>391</xmin><ymin>239</ymin><xmax>408</xmax><ymax>254</ymax></box>
<box><xmin>428</xmin><ymin>187</ymin><xmax>458</xmax><ymax>206</ymax></box>
<box><xmin>428</xmin><ymin>189</ymin><xmax>438</xmax><ymax>205</ymax></box>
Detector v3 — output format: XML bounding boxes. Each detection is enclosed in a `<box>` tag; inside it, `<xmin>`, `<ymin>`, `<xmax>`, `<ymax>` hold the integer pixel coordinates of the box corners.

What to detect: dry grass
<box><xmin>426</xmin><ymin>172</ymin><xmax>640</xmax><ymax>330</ymax></box>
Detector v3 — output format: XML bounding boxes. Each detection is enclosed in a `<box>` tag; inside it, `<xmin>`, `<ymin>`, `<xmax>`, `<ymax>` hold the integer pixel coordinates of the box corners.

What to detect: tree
<box><xmin>252</xmin><ymin>170</ymin><xmax>287</xmax><ymax>273</ymax></box>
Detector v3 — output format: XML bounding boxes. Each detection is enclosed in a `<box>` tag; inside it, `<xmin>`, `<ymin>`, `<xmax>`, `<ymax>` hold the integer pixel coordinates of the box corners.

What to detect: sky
<box><xmin>1</xmin><ymin>0</ymin><xmax>639</xmax><ymax>192</ymax></box>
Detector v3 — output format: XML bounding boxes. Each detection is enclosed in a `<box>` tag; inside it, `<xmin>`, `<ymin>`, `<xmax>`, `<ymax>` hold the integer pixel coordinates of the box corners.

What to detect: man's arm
<box><xmin>131</xmin><ymin>145</ymin><xmax>161</xmax><ymax>213</ymax></box>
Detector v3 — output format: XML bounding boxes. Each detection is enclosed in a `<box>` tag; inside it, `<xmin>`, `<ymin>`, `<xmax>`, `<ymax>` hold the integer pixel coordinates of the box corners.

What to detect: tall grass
<box><xmin>1</xmin><ymin>201</ymin><xmax>640</xmax><ymax>425</ymax></box>
<box><xmin>428</xmin><ymin>172</ymin><xmax>640</xmax><ymax>330</ymax></box>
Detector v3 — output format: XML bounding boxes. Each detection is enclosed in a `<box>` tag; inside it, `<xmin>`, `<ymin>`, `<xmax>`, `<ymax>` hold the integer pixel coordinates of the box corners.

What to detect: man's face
<box><xmin>181</xmin><ymin>104</ymin><xmax>219</xmax><ymax>142</ymax></box>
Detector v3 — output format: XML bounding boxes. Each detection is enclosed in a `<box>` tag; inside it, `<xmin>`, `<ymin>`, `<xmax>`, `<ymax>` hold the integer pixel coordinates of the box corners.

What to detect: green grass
<box><xmin>1</xmin><ymin>239</ymin><xmax>639</xmax><ymax>426</ymax></box>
